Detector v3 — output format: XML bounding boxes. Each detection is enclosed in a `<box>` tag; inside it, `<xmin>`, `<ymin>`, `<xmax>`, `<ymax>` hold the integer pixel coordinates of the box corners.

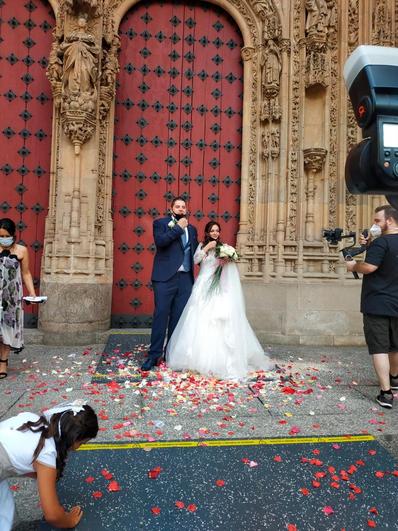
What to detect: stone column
<box><xmin>39</xmin><ymin>3</ymin><xmax>119</xmax><ymax>344</ymax></box>
<box><xmin>303</xmin><ymin>147</ymin><xmax>327</xmax><ymax>241</ymax></box>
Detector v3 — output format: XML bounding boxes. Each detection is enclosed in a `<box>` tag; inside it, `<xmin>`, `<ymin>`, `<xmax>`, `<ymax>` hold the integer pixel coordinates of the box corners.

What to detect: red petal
<box><xmin>287</xmin><ymin>525</ymin><xmax>297</xmax><ymax>531</ymax></box>
<box><xmin>187</xmin><ymin>504</ymin><xmax>197</xmax><ymax>513</ymax></box>
<box><xmin>273</xmin><ymin>455</ymin><xmax>282</xmax><ymax>462</ymax></box>
<box><xmin>85</xmin><ymin>476</ymin><xmax>95</xmax><ymax>484</ymax></box>
<box><xmin>367</xmin><ymin>520</ymin><xmax>377</xmax><ymax>528</ymax></box>
<box><xmin>101</xmin><ymin>469</ymin><xmax>113</xmax><ymax>480</ymax></box>
<box><xmin>369</xmin><ymin>507</ymin><xmax>378</xmax><ymax>515</ymax></box>
<box><xmin>216</xmin><ymin>479</ymin><xmax>225</xmax><ymax>487</ymax></box>
<box><xmin>312</xmin><ymin>480</ymin><xmax>321</xmax><ymax>488</ymax></box>
<box><xmin>175</xmin><ymin>501</ymin><xmax>185</xmax><ymax>509</ymax></box>
<box><xmin>300</xmin><ymin>487</ymin><xmax>310</xmax><ymax>496</ymax></box>
<box><xmin>107</xmin><ymin>480</ymin><xmax>121</xmax><ymax>492</ymax></box>
<box><xmin>92</xmin><ymin>491</ymin><xmax>103</xmax><ymax>499</ymax></box>
<box><xmin>368</xmin><ymin>450</ymin><xmax>377</xmax><ymax>455</ymax></box>
<box><xmin>151</xmin><ymin>506</ymin><xmax>161</xmax><ymax>515</ymax></box>
<box><xmin>375</xmin><ymin>471</ymin><xmax>385</xmax><ymax>478</ymax></box>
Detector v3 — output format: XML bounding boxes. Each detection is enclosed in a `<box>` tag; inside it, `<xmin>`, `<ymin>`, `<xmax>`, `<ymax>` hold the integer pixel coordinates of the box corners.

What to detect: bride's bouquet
<box><xmin>208</xmin><ymin>243</ymin><xmax>239</xmax><ymax>295</ymax></box>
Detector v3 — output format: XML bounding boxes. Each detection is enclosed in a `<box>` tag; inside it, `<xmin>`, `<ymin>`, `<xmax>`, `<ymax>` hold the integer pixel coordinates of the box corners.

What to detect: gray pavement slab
<box><xmin>2</xmin><ymin>340</ymin><xmax>398</xmax><ymax>530</ymax></box>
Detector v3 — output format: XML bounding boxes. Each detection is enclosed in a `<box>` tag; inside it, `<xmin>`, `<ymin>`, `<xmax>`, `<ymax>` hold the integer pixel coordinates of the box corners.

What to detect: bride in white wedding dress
<box><xmin>166</xmin><ymin>222</ymin><xmax>272</xmax><ymax>380</ymax></box>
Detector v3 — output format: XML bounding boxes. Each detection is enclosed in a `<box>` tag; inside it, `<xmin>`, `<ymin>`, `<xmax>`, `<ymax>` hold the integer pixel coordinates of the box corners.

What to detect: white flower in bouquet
<box><xmin>208</xmin><ymin>243</ymin><xmax>239</xmax><ymax>295</ymax></box>
<box><xmin>217</xmin><ymin>243</ymin><xmax>239</xmax><ymax>261</ymax></box>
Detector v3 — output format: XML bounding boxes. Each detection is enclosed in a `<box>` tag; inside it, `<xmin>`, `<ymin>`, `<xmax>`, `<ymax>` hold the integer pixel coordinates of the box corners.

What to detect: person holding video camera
<box><xmin>346</xmin><ymin>205</ymin><xmax>398</xmax><ymax>408</ymax></box>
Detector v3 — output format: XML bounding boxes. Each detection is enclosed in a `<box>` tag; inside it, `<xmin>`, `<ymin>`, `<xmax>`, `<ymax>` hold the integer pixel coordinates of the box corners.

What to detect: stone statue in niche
<box><xmin>99</xmin><ymin>34</ymin><xmax>121</xmax><ymax>120</ymax></box>
<box><xmin>305</xmin><ymin>0</ymin><xmax>329</xmax><ymax>38</ymax></box>
<box><xmin>101</xmin><ymin>34</ymin><xmax>120</xmax><ymax>89</ymax></box>
<box><xmin>260</xmin><ymin>39</ymin><xmax>281</xmax><ymax>99</ymax></box>
<box><xmin>61</xmin><ymin>14</ymin><xmax>99</xmax><ymax>96</ymax></box>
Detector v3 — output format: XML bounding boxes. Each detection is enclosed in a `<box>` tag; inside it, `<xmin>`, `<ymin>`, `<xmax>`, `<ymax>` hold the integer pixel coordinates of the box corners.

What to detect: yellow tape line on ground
<box><xmin>79</xmin><ymin>435</ymin><xmax>375</xmax><ymax>451</ymax></box>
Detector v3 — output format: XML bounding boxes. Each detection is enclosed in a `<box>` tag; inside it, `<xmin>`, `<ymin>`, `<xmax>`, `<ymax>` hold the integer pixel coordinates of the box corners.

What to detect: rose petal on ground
<box><xmin>92</xmin><ymin>491</ymin><xmax>103</xmax><ymax>499</ymax></box>
<box><xmin>85</xmin><ymin>476</ymin><xmax>95</xmax><ymax>484</ymax></box>
<box><xmin>216</xmin><ymin>479</ymin><xmax>225</xmax><ymax>487</ymax></box>
<box><xmin>273</xmin><ymin>455</ymin><xmax>282</xmax><ymax>462</ymax></box>
<box><xmin>175</xmin><ymin>501</ymin><xmax>185</xmax><ymax>509</ymax></box>
<box><xmin>151</xmin><ymin>506</ymin><xmax>161</xmax><ymax>515</ymax></box>
<box><xmin>187</xmin><ymin>504</ymin><xmax>197</xmax><ymax>513</ymax></box>
<box><xmin>322</xmin><ymin>506</ymin><xmax>334</xmax><ymax>516</ymax></box>
<box><xmin>367</xmin><ymin>520</ymin><xmax>377</xmax><ymax>528</ymax></box>
<box><xmin>107</xmin><ymin>480</ymin><xmax>121</xmax><ymax>492</ymax></box>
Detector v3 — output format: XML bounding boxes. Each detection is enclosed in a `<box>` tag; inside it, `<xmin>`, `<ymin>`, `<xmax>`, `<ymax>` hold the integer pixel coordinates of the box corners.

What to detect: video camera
<box><xmin>344</xmin><ymin>45</ymin><xmax>398</xmax><ymax>208</ymax></box>
<box><xmin>322</xmin><ymin>228</ymin><xmax>369</xmax><ymax>279</ymax></box>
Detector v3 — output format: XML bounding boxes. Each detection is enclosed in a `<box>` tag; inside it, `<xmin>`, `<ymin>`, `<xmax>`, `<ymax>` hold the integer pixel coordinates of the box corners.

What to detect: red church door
<box><xmin>0</xmin><ymin>0</ymin><xmax>54</xmax><ymax>326</ymax></box>
<box><xmin>112</xmin><ymin>0</ymin><xmax>243</xmax><ymax>327</ymax></box>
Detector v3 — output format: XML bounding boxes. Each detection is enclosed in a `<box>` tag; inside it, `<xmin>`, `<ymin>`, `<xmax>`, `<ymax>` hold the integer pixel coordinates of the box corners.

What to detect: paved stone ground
<box><xmin>1</xmin><ymin>340</ymin><xmax>397</xmax><ymax>530</ymax></box>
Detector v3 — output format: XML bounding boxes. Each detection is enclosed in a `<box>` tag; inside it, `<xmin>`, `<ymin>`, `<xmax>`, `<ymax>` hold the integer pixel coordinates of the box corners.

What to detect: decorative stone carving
<box><xmin>305</xmin><ymin>0</ymin><xmax>329</xmax><ymax>38</ymax></box>
<box><xmin>61</xmin><ymin>0</ymin><xmax>102</xmax><ymax>17</ymax></box>
<box><xmin>261</xmin><ymin>39</ymin><xmax>281</xmax><ymax>97</ymax></box>
<box><xmin>260</xmin><ymin>40</ymin><xmax>282</xmax><ymax>122</ymax></box>
<box><xmin>99</xmin><ymin>34</ymin><xmax>120</xmax><ymax>121</ymax></box>
<box><xmin>372</xmin><ymin>0</ymin><xmax>392</xmax><ymax>46</ymax></box>
<box><xmin>346</xmin><ymin>0</ymin><xmax>359</xmax><ymax>229</ymax></box>
<box><xmin>303</xmin><ymin>148</ymin><xmax>327</xmax><ymax>241</ymax></box>
<box><xmin>47</xmin><ymin>40</ymin><xmax>63</xmax><ymax>108</ymax></box>
<box><xmin>241</xmin><ymin>46</ymin><xmax>255</xmax><ymax>61</ymax></box>
<box><xmin>263</xmin><ymin>128</ymin><xmax>280</xmax><ymax>160</ymax></box>
<box><xmin>56</xmin><ymin>14</ymin><xmax>100</xmax><ymax>149</ymax></box>
<box><xmin>253</xmin><ymin>0</ymin><xmax>282</xmax><ymax>40</ymax></box>
<box><xmin>303</xmin><ymin>147</ymin><xmax>327</xmax><ymax>172</ymax></box>
<box><xmin>305</xmin><ymin>37</ymin><xmax>329</xmax><ymax>88</ymax></box>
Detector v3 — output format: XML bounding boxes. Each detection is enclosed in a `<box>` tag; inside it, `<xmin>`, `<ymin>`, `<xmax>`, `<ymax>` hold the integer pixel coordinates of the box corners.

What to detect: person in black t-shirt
<box><xmin>346</xmin><ymin>205</ymin><xmax>398</xmax><ymax>409</ymax></box>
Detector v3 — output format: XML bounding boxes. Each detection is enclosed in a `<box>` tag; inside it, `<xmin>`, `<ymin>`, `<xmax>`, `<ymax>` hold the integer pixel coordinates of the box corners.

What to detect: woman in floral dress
<box><xmin>0</xmin><ymin>219</ymin><xmax>36</xmax><ymax>379</ymax></box>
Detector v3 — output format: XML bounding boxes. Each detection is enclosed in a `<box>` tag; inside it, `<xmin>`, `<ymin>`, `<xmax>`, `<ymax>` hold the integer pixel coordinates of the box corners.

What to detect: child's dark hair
<box><xmin>17</xmin><ymin>405</ymin><xmax>98</xmax><ymax>479</ymax></box>
<box><xmin>0</xmin><ymin>218</ymin><xmax>16</xmax><ymax>237</ymax></box>
<box><xmin>202</xmin><ymin>221</ymin><xmax>222</xmax><ymax>247</ymax></box>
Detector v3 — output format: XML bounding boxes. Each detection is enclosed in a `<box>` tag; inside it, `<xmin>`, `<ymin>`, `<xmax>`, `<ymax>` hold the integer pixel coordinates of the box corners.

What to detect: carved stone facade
<box><xmin>38</xmin><ymin>0</ymin><xmax>393</xmax><ymax>344</ymax></box>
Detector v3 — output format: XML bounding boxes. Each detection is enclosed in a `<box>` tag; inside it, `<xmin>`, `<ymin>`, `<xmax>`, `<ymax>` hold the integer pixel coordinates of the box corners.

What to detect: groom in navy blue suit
<box><xmin>141</xmin><ymin>197</ymin><xmax>198</xmax><ymax>371</ymax></box>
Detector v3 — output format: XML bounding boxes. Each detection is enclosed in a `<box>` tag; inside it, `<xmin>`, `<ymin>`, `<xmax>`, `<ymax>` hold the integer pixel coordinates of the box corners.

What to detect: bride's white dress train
<box><xmin>167</xmin><ymin>244</ymin><xmax>272</xmax><ymax>379</ymax></box>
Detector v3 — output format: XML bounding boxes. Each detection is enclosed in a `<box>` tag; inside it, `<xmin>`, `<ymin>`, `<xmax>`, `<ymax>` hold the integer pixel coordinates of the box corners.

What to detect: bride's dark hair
<box><xmin>202</xmin><ymin>221</ymin><xmax>222</xmax><ymax>246</ymax></box>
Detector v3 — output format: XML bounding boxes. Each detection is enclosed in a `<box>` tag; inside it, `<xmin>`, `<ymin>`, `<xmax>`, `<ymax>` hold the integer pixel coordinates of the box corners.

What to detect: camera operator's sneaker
<box><xmin>376</xmin><ymin>391</ymin><xmax>393</xmax><ymax>408</ymax></box>
<box><xmin>390</xmin><ymin>374</ymin><xmax>398</xmax><ymax>391</ymax></box>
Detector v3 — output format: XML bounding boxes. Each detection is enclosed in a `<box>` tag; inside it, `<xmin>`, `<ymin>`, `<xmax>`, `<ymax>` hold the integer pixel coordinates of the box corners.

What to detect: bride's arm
<box><xmin>194</xmin><ymin>243</ymin><xmax>206</xmax><ymax>264</ymax></box>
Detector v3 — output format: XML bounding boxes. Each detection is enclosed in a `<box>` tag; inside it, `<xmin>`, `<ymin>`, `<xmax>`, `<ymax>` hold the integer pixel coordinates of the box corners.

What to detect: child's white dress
<box><xmin>167</xmin><ymin>244</ymin><xmax>272</xmax><ymax>379</ymax></box>
<box><xmin>0</xmin><ymin>412</ymin><xmax>57</xmax><ymax>531</ymax></box>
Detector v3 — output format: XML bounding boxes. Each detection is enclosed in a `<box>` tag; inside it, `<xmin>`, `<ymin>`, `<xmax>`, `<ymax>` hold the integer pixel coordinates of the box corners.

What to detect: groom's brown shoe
<box><xmin>141</xmin><ymin>355</ymin><xmax>162</xmax><ymax>372</ymax></box>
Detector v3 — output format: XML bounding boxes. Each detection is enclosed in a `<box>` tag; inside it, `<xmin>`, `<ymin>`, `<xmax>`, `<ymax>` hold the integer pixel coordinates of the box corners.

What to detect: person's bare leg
<box><xmin>0</xmin><ymin>343</ymin><xmax>10</xmax><ymax>378</ymax></box>
<box><xmin>389</xmin><ymin>352</ymin><xmax>398</xmax><ymax>377</ymax></box>
<box><xmin>372</xmin><ymin>353</ymin><xmax>391</xmax><ymax>390</ymax></box>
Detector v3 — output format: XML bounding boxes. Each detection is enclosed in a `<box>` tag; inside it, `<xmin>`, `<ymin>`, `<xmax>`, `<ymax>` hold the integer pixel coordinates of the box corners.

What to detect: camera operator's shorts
<box><xmin>363</xmin><ymin>314</ymin><xmax>398</xmax><ymax>354</ymax></box>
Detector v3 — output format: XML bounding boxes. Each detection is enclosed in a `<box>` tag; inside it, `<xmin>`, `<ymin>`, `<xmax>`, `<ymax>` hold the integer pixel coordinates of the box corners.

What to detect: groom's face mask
<box><xmin>171</xmin><ymin>201</ymin><xmax>187</xmax><ymax>220</ymax></box>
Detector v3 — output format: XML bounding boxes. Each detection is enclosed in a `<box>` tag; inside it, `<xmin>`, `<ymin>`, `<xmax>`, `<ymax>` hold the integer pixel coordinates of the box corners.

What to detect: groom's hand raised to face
<box><xmin>177</xmin><ymin>217</ymin><xmax>188</xmax><ymax>229</ymax></box>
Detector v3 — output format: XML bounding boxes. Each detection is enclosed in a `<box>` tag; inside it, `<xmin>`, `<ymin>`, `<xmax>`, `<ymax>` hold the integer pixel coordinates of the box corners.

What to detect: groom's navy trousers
<box><xmin>148</xmin><ymin>216</ymin><xmax>198</xmax><ymax>360</ymax></box>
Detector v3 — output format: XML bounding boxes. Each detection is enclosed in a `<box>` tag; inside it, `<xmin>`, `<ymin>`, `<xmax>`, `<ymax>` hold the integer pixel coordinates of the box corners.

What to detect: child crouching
<box><xmin>0</xmin><ymin>400</ymin><xmax>98</xmax><ymax>529</ymax></box>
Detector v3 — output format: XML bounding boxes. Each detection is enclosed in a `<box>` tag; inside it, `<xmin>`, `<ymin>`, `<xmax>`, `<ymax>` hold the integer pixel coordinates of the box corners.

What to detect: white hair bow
<box><xmin>43</xmin><ymin>399</ymin><xmax>87</xmax><ymax>419</ymax></box>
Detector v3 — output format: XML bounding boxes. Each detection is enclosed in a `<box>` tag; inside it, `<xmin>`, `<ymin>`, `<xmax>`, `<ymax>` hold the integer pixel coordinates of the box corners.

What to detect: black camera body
<box><xmin>344</xmin><ymin>45</ymin><xmax>398</xmax><ymax>206</ymax></box>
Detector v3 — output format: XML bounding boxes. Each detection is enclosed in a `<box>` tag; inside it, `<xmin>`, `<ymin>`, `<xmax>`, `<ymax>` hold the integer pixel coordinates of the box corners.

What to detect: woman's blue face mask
<box><xmin>0</xmin><ymin>236</ymin><xmax>14</xmax><ymax>247</ymax></box>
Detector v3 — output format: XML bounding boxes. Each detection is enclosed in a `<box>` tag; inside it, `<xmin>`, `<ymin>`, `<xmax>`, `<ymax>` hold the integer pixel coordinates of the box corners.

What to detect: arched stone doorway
<box><xmin>111</xmin><ymin>0</ymin><xmax>243</xmax><ymax>327</ymax></box>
